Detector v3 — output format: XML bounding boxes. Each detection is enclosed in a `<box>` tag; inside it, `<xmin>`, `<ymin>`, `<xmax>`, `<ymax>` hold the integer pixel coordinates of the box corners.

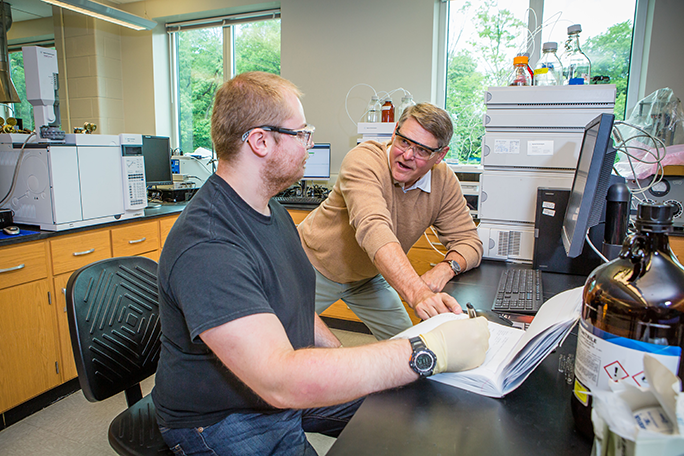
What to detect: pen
<box><xmin>466</xmin><ymin>302</ymin><xmax>477</xmax><ymax>319</ymax></box>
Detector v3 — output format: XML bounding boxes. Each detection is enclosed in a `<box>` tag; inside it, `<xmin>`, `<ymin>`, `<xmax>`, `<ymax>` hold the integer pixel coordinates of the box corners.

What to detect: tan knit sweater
<box><xmin>298</xmin><ymin>141</ymin><xmax>483</xmax><ymax>284</ymax></box>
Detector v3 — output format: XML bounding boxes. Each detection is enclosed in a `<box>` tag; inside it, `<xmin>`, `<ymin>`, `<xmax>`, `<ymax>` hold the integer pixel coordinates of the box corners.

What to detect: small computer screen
<box><xmin>303</xmin><ymin>143</ymin><xmax>331</xmax><ymax>180</ymax></box>
<box><xmin>142</xmin><ymin>135</ymin><xmax>173</xmax><ymax>186</ymax></box>
<box><xmin>561</xmin><ymin>113</ymin><xmax>617</xmax><ymax>258</ymax></box>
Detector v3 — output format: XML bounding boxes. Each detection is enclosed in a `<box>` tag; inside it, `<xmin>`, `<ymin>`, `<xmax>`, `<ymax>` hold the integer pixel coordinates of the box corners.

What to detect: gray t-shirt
<box><xmin>152</xmin><ymin>174</ymin><xmax>315</xmax><ymax>428</ymax></box>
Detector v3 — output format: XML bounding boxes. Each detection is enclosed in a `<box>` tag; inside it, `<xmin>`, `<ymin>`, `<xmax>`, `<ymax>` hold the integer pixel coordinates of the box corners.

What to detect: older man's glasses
<box><xmin>393</xmin><ymin>129</ymin><xmax>443</xmax><ymax>160</ymax></box>
<box><xmin>242</xmin><ymin>124</ymin><xmax>316</xmax><ymax>149</ymax></box>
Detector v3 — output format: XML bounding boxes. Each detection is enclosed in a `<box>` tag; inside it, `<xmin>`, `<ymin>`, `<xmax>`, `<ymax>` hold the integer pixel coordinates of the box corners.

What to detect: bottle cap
<box><xmin>567</xmin><ymin>24</ymin><xmax>582</xmax><ymax>34</ymax></box>
<box><xmin>542</xmin><ymin>42</ymin><xmax>558</xmax><ymax>51</ymax></box>
<box><xmin>513</xmin><ymin>56</ymin><xmax>528</xmax><ymax>65</ymax></box>
<box><xmin>636</xmin><ymin>202</ymin><xmax>674</xmax><ymax>233</ymax></box>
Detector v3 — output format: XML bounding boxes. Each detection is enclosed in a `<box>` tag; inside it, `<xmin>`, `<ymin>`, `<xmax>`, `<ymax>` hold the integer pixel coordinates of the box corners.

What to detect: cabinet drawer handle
<box><xmin>129</xmin><ymin>237</ymin><xmax>146</xmax><ymax>244</ymax></box>
<box><xmin>72</xmin><ymin>248</ymin><xmax>95</xmax><ymax>256</ymax></box>
<box><xmin>0</xmin><ymin>263</ymin><xmax>25</xmax><ymax>274</ymax></box>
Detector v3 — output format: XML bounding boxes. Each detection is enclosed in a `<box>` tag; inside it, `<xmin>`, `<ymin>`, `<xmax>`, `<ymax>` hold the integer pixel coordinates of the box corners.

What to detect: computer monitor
<box><xmin>303</xmin><ymin>143</ymin><xmax>331</xmax><ymax>180</ymax></box>
<box><xmin>142</xmin><ymin>135</ymin><xmax>173</xmax><ymax>187</ymax></box>
<box><xmin>561</xmin><ymin>113</ymin><xmax>618</xmax><ymax>258</ymax></box>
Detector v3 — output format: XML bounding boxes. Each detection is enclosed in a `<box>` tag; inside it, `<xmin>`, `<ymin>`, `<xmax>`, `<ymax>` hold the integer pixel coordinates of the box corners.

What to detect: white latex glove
<box><xmin>420</xmin><ymin>316</ymin><xmax>490</xmax><ymax>374</ymax></box>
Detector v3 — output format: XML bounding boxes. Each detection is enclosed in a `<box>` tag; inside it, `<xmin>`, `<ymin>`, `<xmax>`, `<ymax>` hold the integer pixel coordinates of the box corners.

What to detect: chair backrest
<box><xmin>66</xmin><ymin>256</ymin><xmax>161</xmax><ymax>403</ymax></box>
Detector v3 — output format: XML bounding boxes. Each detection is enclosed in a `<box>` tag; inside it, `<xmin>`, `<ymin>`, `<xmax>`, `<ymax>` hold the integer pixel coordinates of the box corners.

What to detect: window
<box><xmin>444</xmin><ymin>0</ymin><xmax>637</xmax><ymax>164</ymax></box>
<box><xmin>8</xmin><ymin>50</ymin><xmax>36</xmax><ymax>131</ymax></box>
<box><xmin>168</xmin><ymin>11</ymin><xmax>281</xmax><ymax>155</ymax></box>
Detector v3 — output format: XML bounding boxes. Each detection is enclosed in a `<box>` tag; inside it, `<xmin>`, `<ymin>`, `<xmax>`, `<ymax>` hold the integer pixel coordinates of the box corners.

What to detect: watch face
<box><xmin>415</xmin><ymin>352</ymin><xmax>434</xmax><ymax>371</ymax></box>
<box><xmin>450</xmin><ymin>260</ymin><xmax>461</xmax><ymax>274</ymax></box>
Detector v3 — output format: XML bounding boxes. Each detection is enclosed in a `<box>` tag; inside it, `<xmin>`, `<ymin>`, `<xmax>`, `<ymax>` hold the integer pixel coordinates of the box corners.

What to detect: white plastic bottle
<box><xmin>396</xmin><ymin>95</ymin><xmax>416</xmax><ymax>121</ymax></box>
<box><xmin>561</xmin><ymin>24</ymin><xmax>591</xmax><ymax>85</ymax></box>
<box><xmin>534</xmin><ymin>42</ymin><xmax>563</xmax><ymax>86</ymax></box>
<box><xmin>365</xmin><ymin>95</ymin><xmax>380</xmax><ymax>122</ymax></box>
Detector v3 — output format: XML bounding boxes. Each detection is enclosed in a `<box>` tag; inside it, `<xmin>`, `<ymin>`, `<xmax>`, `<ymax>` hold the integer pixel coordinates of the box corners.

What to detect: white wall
<box><xmin>640</xmin><ymin>0</ymin><xmax>684</xmax><ymax>102</ymax></box>
<box><xmin>281</xmin><ymin>0</ymin><xmax>438</xmax><ymax>175</ymax></box>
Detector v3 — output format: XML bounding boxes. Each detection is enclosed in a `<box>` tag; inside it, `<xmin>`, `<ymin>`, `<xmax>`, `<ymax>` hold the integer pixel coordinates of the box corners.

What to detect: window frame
<box><xmin>166</xmin><ymin>9</ymin><xmax>281</xmax><ymax>152</ymax></box>
<box><xmin>437</xmin><ymin>0</ymin><xmax>645</xmax><ymax>164</ymax></box>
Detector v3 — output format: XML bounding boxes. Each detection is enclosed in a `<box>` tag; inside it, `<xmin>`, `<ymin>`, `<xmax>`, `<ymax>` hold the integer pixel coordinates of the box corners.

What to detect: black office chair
<box><xmin>66</xmin><ymin>256</ymin><xmax>172</xmax><ymax>455</ymax></box>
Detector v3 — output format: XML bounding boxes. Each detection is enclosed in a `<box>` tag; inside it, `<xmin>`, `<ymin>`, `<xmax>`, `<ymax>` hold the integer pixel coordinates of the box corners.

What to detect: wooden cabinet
<box><xmin>160</xmin><ymin>214</ymin><xmax>179</xmax><ymax>248</ymax></box>
<box><xmin>111</xmin><ymin>220</ymin><xmax>160</xmax><ymax>257</ymax></box>
<box><xmin>53</xmin><ymin>273</ymin><xmax>79</xmax><ymax>381</ymax></box>
<box><xmin>0</xmin><ymin>241</ymin><xmax>61</xmax><ymax>413</ymax></box>
<box><xmin>288</xmin><ymin>209</ymin><xmax>310</xmax><ymax>226</ymax></box>
<box><xmin>50</xmin><ymin>229</ymin><xmax>112</xmax><ymax>383</ymax></box>
<box><xmin>671</xmin><ymin>236</ymin><xmax>684</xmax><ymax>261</ymax></box>
<box><xmin>0</xmin><ymin>212</ymin><xmax>181</xmax><ymax>415</ymax></box>
<box><xmin>50</xmin><ymin>229</ymin><xmax>112</xmax><ymax>276</ymax></box>
<box><xmin>406</xmin><ymin>229</ymin><xmax>447</xmax><ymax>276</ymax></box>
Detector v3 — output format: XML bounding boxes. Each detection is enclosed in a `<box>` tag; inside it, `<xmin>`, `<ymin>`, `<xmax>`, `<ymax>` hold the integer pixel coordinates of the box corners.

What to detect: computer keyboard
<box><xmin>272</xmin><ymin>195</ymin><xmax>325</xmax><ymax>206</ymax></box>
<box><xmin>492</xmin><ymin>267</ymin><xmax>544</xmax><ymax>315</ymax></box>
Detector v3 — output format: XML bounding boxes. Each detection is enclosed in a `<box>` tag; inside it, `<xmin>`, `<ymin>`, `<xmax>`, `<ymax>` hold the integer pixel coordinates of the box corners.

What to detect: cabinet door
<box><xmin>53</xmin><ymin>273</ymin><xmax>78</xmax><ymax>382</ymax></box>
<box><xmin>0</xmin><ymin>242</ymin><xmax>48</xmax><ymax>290</ymax></box>
<box><xmin>159</xmin><ymin>214</ymin><xmax>180</xmax><ymax>248</ymax></box>
<box><xmin>111</xmin><ymin>220</ymin><xmax>160</xmax><ymax>257</ymax></box>
<box><xmin>320</xmin><ymin>301</ymin><xmax>361</xmax><ymax>322</ymax></box>
<box><xmin>287</xmin><ymin>209</ymin><xmax>311</xmax><ymax>226</ymax></box>
<box><xmin>0</xmin><ymin>279</ymin><xmax>61</xmax><ymax>413</ymax></box>
<box><xmin>50</xmin><ymin>229</ymin><xmax>112</xmax><ymax>276</ymax></box>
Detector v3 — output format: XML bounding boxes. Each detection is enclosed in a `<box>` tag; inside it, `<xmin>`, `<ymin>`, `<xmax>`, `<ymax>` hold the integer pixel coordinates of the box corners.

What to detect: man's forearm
<box><xmin>314</xmin><ymin>313</ymin><xmax>342</xmax><ymax>348</ymax></box>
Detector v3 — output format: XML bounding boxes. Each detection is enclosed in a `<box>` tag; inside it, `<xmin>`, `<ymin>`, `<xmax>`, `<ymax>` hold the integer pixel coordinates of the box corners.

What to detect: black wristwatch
<box><xmin>443</xmin><ymin>259</ymin><xmax>462</xmax><ymax>276</ymax></box>
<box><xmin>408</xmin><ymin>336</ymin><xmax>437</xmax><ymax>377</ymax></box>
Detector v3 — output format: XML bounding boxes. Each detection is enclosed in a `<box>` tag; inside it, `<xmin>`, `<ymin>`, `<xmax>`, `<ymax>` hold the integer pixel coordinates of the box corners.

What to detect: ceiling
<box><xmin>8</xmin><ymin>0</ymin><xmax>143</xmax><ymax>23</ymax></box>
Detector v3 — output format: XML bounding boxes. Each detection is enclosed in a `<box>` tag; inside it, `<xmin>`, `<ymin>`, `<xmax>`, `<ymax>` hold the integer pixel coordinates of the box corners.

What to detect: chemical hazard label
<box><xmin>631</xmin><ymin>371</ymin><xmax>647</xmax><ymax>387</ymax></box>
<box><xmin>574</xmin><ymin>321</ymin><xmax>680</xmax><ymax>393</ymax></box>
<box><xmin>603</xmin><ymin>361</ymin><xmax>629</xmax><ymax>382</ymax></box>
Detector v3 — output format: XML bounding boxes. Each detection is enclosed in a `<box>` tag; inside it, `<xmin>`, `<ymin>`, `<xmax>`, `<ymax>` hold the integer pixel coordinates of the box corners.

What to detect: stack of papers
<box><xmin>392</xmin><ymin>286</ymin><xmax>584</xmax><ymax>398</ymax></box>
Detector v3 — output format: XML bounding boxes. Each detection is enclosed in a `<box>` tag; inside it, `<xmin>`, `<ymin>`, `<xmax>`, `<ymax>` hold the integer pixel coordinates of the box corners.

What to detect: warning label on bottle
<box><xmin>574</xmin><ymin>321</ymin><xmax>681</xmax><ymax>393</ymax></box>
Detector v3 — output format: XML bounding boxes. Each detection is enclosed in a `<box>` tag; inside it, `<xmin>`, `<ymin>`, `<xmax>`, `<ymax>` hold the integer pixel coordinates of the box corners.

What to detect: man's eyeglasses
<box><xmin>242</xmin><ymin>124</ymin><xmax>316</xmax><ymax>149</ymax></box>
<box><xmin>393</xmin><ymin>128</ymin><xmax>443</xmax><ymax>160</ymax></box>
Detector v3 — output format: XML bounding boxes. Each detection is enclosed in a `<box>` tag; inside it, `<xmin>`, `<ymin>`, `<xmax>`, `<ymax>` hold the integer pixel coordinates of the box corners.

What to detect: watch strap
<box><xmin>408</xmin><ymin>336</ymin><xmax>436</xmax><ymax>377</ymax></box>
<box><xmin>442</xmin><ymin>259</ymin><xmax>462</xmax><ymax>275</ymax></box>
<box><xmin>409</xmin><ymin>335</ymin><xmax>426</xmax><ymax>352</ymax></box>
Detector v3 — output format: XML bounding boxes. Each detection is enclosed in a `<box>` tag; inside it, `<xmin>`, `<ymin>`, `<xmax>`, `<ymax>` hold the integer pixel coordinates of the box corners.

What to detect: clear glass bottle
<box><xmin>396</xmin><ymin>95</ymin><xmax>416</xmax><ymax>121</ymax></box>
<box><xmin>534</xmin><ymin>42</ymin><xmax>563</xmax><ymax>86</ymax></box>
<box><xmin>509</xmin><ymin>55</ymin><xmax>532</xmax><ymax>86</ymax></box>
<box><xmin>365</xmin><ymin>95</ymin><xmax>380</xmax><ymax>123</ymax></box>
<box><xmin>571</xmin><ymin>203</ymin><xmax>684</xmax><ymax>438</ymax></box>
<box><xmin>562</xmin><ymin>24</ymin><xmax>591</xmax><ymax>85</ymax></box>
<box><xmin>381</xmin><ymin>97</ymin><xmax>395</xmax><ymax>123</ymax></box>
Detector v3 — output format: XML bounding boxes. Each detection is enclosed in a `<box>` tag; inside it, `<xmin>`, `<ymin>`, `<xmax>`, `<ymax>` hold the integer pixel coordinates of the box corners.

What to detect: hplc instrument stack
<box><xmin>477</xmin><ymin>85</ymin><xmax>616</xmax><ymax>262</ymax></box>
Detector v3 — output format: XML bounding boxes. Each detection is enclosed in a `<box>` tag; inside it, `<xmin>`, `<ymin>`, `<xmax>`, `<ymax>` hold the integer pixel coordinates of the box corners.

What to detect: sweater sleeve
<box><xmin>339</xmin><ymin>143</ymin><xmax>400</xmax><ymax>262</ymax></box>
<box><xmin>431</xmin><ymin>165</ymin><xmax>484</xmax><ymax>271</ymax></box>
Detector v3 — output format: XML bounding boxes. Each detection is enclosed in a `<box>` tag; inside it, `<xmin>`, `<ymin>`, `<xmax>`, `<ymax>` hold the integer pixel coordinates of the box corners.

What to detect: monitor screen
<box><xmin>142</xmin><ymin>135</ymin><xmax>173</xmax><ymax>186</ymax></box>
<box><xmin>303</xmin><ymin>143</ymin><xmax>331</xmax><ymax>180</ymax></box>
<box><xmin>561</xmin><ymin>113</ymin><xmax>617</xmax><ymax>258</ymax></box>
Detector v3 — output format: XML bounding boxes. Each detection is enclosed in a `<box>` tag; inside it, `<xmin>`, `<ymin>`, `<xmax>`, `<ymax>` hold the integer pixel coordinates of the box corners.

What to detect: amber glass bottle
<box><xmin>571</xmin><ymin>203</ymin><xmax>684</xmax><ymax>438</ymax></box>
<box><xmin>381</xmin><ymin>98</ymin><xmax>395</xmax><ymax>122</ymax></box>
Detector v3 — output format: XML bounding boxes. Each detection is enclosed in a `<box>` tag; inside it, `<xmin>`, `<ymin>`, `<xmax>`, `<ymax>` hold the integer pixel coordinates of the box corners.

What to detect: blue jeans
<box><xmin>158</xmin><ymin>398</ymin><xmax>364</xmax><ymax>455</ymax></box>
<box><xmin>314</xmin><ymin>269</ymin><xmax>413</xmax><ymax>340</ymax></box>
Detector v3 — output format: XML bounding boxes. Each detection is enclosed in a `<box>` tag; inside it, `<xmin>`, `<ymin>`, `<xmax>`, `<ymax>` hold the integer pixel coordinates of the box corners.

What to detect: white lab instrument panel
<box><xmin>479</xmin><ymin>169</ymin><xmax>575</xmax><ymax>224</ymax></box>
<box><xmin>478</xmin><ymin>222</ymin><xmax>536</xmax><ymax>262</ymax></box>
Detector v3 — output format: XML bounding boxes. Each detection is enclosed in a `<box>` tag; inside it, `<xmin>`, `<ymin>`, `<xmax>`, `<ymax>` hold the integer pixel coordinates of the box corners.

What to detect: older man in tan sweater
<box><xmin>298</xmin><ymin>103</ymin><xmax>483</xmax><ymax>339</ymax></box>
